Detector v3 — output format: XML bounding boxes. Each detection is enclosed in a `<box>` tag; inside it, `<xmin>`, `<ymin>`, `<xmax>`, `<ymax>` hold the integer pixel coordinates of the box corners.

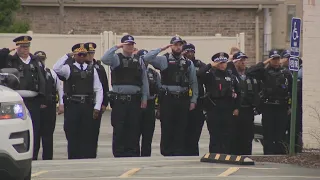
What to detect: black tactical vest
<box><xmin>207</xmin><ymin>69</ymin><xmax>235</xmax><ymax>99</ymax></box>
<box><xmin>111</xmin><ymin>53</ymin><xmax>142</xmax><ymax>86</ymax></box>
<box><xmin>147</xmin><ymin>68</ymin><xmax>158</xmax><ymax>96</ymax></box>
<box><xmin>64</xmin><ymin>64</ymin><xmax>94</xmax><ymax>96</ymax></box>
<box><xmin>238</xmin><ymin>75</ymin><xmax>260</xmax><ymax>106</ymax></box>
<box><xmin>14</xmin><ymin>59</ymin><xmax>40</xmax><ymax>92</ymax></box>
<box><xmin>45</xmin><ymin>68</ymin><xmax>57</xmax><ymax>103</ymax></box>
<box><xmin>161</xmin><ymin>54</ymin><xmax>190</xmax><ymax>87</ymax></box>
<box><xmin>263</xmin><ymin>68</ymin><xmax>289</xmax><ymax>100</ymax></box>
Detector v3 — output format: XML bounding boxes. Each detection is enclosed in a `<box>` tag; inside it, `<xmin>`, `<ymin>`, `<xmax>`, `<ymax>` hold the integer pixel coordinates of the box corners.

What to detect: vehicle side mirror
<box><xmin>0</xmin><ymin>68</ymin><xmax>20</xmax><ymax>90</ymax></box>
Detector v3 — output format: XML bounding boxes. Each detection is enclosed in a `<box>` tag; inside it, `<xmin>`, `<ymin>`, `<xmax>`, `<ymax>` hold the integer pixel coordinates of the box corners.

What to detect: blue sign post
<box><xmin>289</xmin><ymin>17</ymin><xmax>301</xmax><ymax>156</ymax></box>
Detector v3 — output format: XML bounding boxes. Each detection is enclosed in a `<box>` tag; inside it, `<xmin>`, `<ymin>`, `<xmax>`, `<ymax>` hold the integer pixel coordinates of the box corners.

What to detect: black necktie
<box><xmin>80</xmin><ymin>64</ymin><xmax>84</xmax><ymax>70</ymax></box>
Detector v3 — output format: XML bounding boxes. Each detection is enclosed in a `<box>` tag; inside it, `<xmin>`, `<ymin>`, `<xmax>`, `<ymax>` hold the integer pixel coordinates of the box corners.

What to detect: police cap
<box><xmin>85</xmin><ymin>42</ymin><xmax>97</xmax><ymax>53</ymax></box>
<box><xmin>137</xmin><ymin>49</ymin><xmax>148</xmax><ymax>58</ymax></box>
<box><xmin>211</xmin><ymin>52</ymin><xmax>229</xmax><ymax>63</ymax></box>
<box><xmin>232</xmin><ymin>51</ymin><xmax>248</xmax><ymax>60</ymax></box>
<box><xmin>281</xmin><ymin>49</ymin><xmax>291</xmax><ymax>58</ymax></box>
<box><xmin>13</xmin><ymin>36</ymin><xmax>32</xmax><ymax>47</ymax></box>
<box><xmin>170</xmin><ymin>36</ymin><xmax>183</xmax><ymax>44</ymax></box>
<box><xmin>121</xmin><ymin>35</ymin><xmax>136</xmax><ymax>44</ymax></box>
<box><xmin>182</xmin><ymin>43</ymin><xmax>195</xmax><ymax>52</ymax></box>
<box><xmin>34</xmin><ymin>51</ymin><xmax>47</xmax><ymax>59</ymax></box>
<box><xmin>269</xmin><ymin>49</ymin><xmax>281</xmax><ymax>59</ymax></box>
<box><xmin>72</xmin><ymin>43</ymin><xmax>89</xmax><ymax>53</ymax></box>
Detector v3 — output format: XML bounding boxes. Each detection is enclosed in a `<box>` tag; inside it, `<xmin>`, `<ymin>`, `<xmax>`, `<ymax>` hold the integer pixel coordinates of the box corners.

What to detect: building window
<box><xmin>287</xmin><ymin>5</ymin><xmax>297</xmax><ymax>41</ymax></box>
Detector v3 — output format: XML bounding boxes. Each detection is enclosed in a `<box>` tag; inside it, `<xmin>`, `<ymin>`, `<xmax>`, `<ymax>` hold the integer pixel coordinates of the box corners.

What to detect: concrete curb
<box><xmin>200</xmin><ymin>153</ymin><xmax>255</xmax><ymax>165</ymax></box>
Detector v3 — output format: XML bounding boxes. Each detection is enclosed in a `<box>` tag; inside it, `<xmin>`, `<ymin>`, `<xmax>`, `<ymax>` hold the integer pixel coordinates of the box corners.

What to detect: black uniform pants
<box><xmin>37</xmin><ymin>103</ymin><xmax>57</xmax><ymax>160</ymax></box>
<box><xmin>91</xmin><ymin>111</ymin><xmax>103</xmax><ymax>158</ymax></box>
<box><xmin>139</xmin><ymin>99</ymin><xmax>156</xmax><ymax>157</ymax></box>
<box><xmin>111</xmin><ymin>98</ymin><xmax>141</xmax><ymax>157</ymax></box>
<box><xmin>261</xmin><ymin>103</ymin><xmax>288</xmax><ymax>155</ymax></box>
<box><xmin>23</xmin><ymin>97</ymin><xmax>41</xmax><ymax>160</ymax></box>
<box><xmin>160</xmin><ymin>95</ymin><xmax>189</xmax><ymax>156</ymax></box>
<box><xmin>206</xmin><ymin>105</ymin><xmax>234</xmax><ymax>154</ymax></box>
<box><xmin>232</xmin><ymin>106</ymin><xmax>254</xmax><ymax>155</ymax></box>
<box><xmin>184</xmin><ymin>106</ymin><xmax>205</xmax><ymax>156</ymax></box>
<box><xmin>64</xmin><ymin>101</ymin><xmax>95</xmax><ymax>159</ymax></box>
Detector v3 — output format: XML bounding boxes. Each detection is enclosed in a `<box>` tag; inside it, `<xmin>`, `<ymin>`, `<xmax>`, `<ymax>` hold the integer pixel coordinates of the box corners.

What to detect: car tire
<box><xmin>24</xmin><ymin>168</ymin><xmax>31</xmax><ymax>180</ymax></box>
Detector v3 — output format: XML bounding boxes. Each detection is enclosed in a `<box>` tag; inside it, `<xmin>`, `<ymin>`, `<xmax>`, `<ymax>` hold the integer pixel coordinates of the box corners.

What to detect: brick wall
<box><xmin>16</xmin><ymin>6</ymin><xmax>264</xmax><ymax>65</ymax></box>
<box><xmin>302</xmin><ymin>0</ymin><xmax>320</xmax><ymax>149</ymax></box>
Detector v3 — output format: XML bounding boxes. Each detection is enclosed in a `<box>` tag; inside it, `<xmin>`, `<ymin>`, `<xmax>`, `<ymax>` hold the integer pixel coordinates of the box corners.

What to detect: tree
<box><xmin>0</xmin><ymin>0</ymin><xmax>29</xmax><ymax>33</ymax></box>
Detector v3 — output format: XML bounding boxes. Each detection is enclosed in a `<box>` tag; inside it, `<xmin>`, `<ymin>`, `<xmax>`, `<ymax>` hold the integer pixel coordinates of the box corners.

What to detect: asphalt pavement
<box><xmin>31</xmin><ymin>111</ymin><xmax>320</xmax><ymax>180</ymax></box>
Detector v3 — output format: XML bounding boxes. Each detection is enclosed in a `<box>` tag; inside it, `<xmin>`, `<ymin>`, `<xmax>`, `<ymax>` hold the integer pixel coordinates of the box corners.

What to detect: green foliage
<box><xmin>0</xmin><ymin>0</ymin><xmax>29</xmax><ymax>33</ymax></box>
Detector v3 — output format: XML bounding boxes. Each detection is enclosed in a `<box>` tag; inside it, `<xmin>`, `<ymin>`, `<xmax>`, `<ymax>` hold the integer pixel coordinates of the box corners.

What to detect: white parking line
<box><xmin>31</xmin><ymin>170</ymin><xmax>49</xmax><ymax>177</ymax></box>
<box><xmin>217</xmin><ymin>167</ymin><xmax>240</xmax><ymax>177</ymax></box>
<box><xmin>119</xmin><ymin>168</ymin><xmax>141</xmax><ymax>178</ymax></box>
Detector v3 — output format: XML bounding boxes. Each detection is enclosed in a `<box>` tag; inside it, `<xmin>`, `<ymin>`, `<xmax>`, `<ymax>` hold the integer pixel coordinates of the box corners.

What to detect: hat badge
<box><xmin>175</xmin><ymin>36</ymin><xmax>180</xmax><ymax>40</ymax></box>
<box><xmin>80</xmin><ymin>43</ymin><xmax>84</xmax><ymax>48</ymax></box>
<box><xmin>24</xmin><ymin>36</ymin><xmax>28</xmax><ymax>41</ymax></box>
<box><xmin>273</xmin><ymin>50</ymin><xmax>278</xmax><ymax>54</ymax></box>
<box><xmin>143</xmin><ymin>51</ymin><xmax>147</xmax><ymax>55</ymax></box>
<box><xmin>89</xmin><ymin>43</ymin><xmax>93</xmax><ymax>48</ymax></box>
<box><xmin>128</xmin><ymin>36</ymin><xmax>132</xmax><ymax>40</ymax></box>
<box><xmin>219</xmin><ymin>52</ymin><xmax>224</xmax><ymax>58</ymax></box>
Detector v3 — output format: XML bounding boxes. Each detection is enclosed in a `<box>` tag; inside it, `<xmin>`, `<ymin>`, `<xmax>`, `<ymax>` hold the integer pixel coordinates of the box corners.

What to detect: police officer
<box><xmin>280</xmin><ymin>49</ymin><xmax>291</xmax><ymax>70</ymax></box>
<box><xmin>182</xmin><ymin>43</ymin><xmax>206</xmax><ymax>156</ymax></box>
<box><xmin>198</xmin><ymin>52</ymin><xmax>240</xmax><ymax>154</ymax></box>
<box><xmin>143</xmin><ymin>36</ymin><xmax>198</xmax><ymax>156</ymax></box>
<box><xmin>34</xmin><ymin>51</ymin><xmax>64</xmax><ymax>160</ymax></box>
<box><xmin>0</xmin><ymin>36</ymin><xmax>46</xmax><ymax>160</ymax></box>
<box><xmin>84</xmin><ymin>42</ymin><xmax>109</xmax><ymax>158</ymax></box>
<box><xmin>101</xmin><ymin>35</ymin><xmax>149</xmax><ymax>157</ymax></box>
<box><xmin>136</xmin><ymin>49</ymin><xmax>161</xmax><ymax>157</ymax></box>
<box><xmin>227</xmin><ymin>52</ymin><xmax>260</xmax><ymax>155</ymax></box>
<box><xmin>247</xmin><ymin>49</ymin><xmax>292</xmax><ymax>155</ymax></box>
<box><xmin>53</xmin><ymin>43</ymin><xmax>103</xmax><ymax>159</ymax></box>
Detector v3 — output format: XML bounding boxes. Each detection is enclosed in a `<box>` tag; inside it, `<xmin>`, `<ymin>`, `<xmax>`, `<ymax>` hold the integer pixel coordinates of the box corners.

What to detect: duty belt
<box><xmin>161</xmin><ymin>90</ymin><xmax>189</xmax><ymax>99</ymax></box>
<box><xmin>64</xmin><ymin>95</ymin><xmax>93</xmax><ymax>104</ymax></box>
<box><xmin>262</xmin><ymin>98</ymin><xmax>287</xmax><ymax>105</ymax></box>
<box><xmin>114</xmin><ymin>93</ymin><xmax>141</xmax><ymax>102</ymax></box>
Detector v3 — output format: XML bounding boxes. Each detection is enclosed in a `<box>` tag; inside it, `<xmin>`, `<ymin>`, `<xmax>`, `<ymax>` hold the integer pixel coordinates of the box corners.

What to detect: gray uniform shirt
<box><xmin>101</xmin><ymin>46</ymin><xmax>149</xmax><ymax>102</ymax></box>
<box><xmin>146</xmin><ymin>66</ymin><xmax>161</xmax><ymax>100</ymax></box>
<box><xmin>143</xmin><ymin>48</ymin><xmax>198</xmax><ymax>103</ymax></box>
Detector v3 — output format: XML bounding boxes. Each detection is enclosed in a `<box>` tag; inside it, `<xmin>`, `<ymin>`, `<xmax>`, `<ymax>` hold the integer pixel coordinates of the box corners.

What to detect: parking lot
<box><xmin>31</xmin><ymin>111</ymin><xmax>320</xmax><ymax>180</ymax></box>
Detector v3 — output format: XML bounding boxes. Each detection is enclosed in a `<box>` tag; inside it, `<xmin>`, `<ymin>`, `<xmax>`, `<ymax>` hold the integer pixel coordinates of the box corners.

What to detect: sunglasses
<box><xmin>77</xmin><ymin>53</ymin><xmax>87</xmax><ymax>57</ymax></box>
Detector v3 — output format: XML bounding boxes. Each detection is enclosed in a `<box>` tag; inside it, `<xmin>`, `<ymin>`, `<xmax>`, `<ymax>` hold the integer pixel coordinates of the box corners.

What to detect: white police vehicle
<box><xmin>0</xmin><ymin>68</ymin><xmax>33</xmax><ymax>180</ymax></box>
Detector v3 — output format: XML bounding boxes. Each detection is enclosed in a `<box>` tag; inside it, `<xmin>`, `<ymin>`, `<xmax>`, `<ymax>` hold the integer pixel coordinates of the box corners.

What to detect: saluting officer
<box><xmin>227</xmin><ymin>52</ymin><xmax>260</xmax><ymax>155</ymax></box>
<box><xmin>198</xmin><ymin>52</ymin><xmax>240</xmax><ymax>154</ymax></box>
<box><xmin>247</xmin><ymin>50</ymin><xmax>292</xmax><ymax>155</ymax></box>
<box><xmin>137</xmin><ymin>49</ymin><xmax>161</xmax><ymax>157</ymax></box>
<box><xmin>101</xmin><ymin>35</ymin><xmax>149</xmax><ymax>157</ymax></box>
<box><xmin>53</xmin><ymin>43</ymin><xmax>103</xmax><ymax>159</ymax></box>
<box><xmin>34</xmin><ymin>51</ymin><xmax>64</xmax><ymax>160</ymax></box>
<box><xmin>143</xmin><ymin>36</ymin><xmax>198</xmax><ymax>156</ymax></box>
<box><xmin>84</xmin><ymin>42</ymin><xmax>109</xmax><ymax>158</ymax></box>
<box><xmin>182</xmin><ymin>43</ymin><xmax>206</xmax><ymax>156</ymax></box>
<box><xmin>0</xmin><ymin>36</ymin><xmax>46</xmax><ymax>160</ymax></box>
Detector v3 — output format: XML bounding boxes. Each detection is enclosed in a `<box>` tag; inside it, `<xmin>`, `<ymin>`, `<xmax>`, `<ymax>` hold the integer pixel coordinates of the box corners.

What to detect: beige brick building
<box><xmin>17</xmin><ymin>0</ymin><xmax>302</xmax><ymax>66</ymax></box>
<box><xmin>302</xmin><ymin>0</ymin><xmax>320</xmax><ymax>149</ymax></box>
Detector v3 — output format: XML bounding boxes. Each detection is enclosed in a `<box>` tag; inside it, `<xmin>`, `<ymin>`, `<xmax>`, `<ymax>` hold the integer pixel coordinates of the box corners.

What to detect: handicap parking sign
<box><xmin>290</xmin><ymin>18</ymin><xmax>301</xmax><ymax>57</ymax></box>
